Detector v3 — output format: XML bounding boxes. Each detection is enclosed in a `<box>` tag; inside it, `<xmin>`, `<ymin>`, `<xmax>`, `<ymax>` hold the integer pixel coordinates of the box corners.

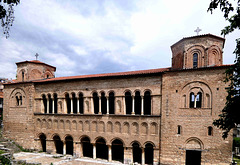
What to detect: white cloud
<box><xmin>0</xmin><ymin>0</ymin><xmax>238</xmax><ymax>79</ymax></box>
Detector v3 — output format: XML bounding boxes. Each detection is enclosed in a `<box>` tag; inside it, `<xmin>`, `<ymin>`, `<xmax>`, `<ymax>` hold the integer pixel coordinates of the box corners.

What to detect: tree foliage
<box><xmin>0</xmin><ymin>0</ymin><xmax>20</xmax><ymax>38</ymax></box>
<box><xmin>208</xmin><ymin>0</ymin><xmax>240</xmax><ymax>139</ymax></box>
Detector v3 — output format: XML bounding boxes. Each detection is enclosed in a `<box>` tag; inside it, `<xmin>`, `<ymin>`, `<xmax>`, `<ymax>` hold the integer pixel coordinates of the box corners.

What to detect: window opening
<box><xmin>109</xmin><ymin>92</ymin><xmax>115</xmax><ymax>114</ymax></box>
<box><xmin>196</xmin><ymin>92</ymin><xmax>202</xmax><ymax>108</ymax></box>
<box><xmin>177</xmin><ymin>125</ymin><xmax>182</xmax><ymax>134</ymax></box>
<box><xmin>93</xmin><ymin>92</ymin><xmax>99</xmax><ymax>114</ymax></box>
<box><xmin>125</xmin><ymin>91</ymin><xmax>132</xmax><ymax>114</ymax></box>
<box><xmin>135</xmin><ymin>91</ymin><xmax>141</xmax><ymax>115</ymax></box>
<box><xmin>144</xmin><ymin>91</ymin><xmax>151</xmax><ymax>115</ymax></box>
<box><xmin>190</xmin><ymin>92</ymin><xmax>195</xmax><ymax>108</ymax></box>
<box><xmin>101</xmin><ymin>92</ymin><xmax>107</xmax><ymax>114</ymax></box>
<box><xmin>208</xmin><ymin>126</ymin><xmax>213</xmax><ymax>136</ymax></box>
<box><xmin>79</xmin><ymin>93</ymin><xmax>84</xmax><ymax>114</ymax></box>
<box><xmin>193</xmin><ymin>53</ymin><xmax>198</xmax><ymax>68</ymax></box>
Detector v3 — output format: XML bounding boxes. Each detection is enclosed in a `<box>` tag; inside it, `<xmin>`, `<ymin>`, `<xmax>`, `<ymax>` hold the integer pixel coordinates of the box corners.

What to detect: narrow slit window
<box><xmin>193</xmin><ymin>53</ymin><xmax>198</xmax><ymax>68</ymax></box>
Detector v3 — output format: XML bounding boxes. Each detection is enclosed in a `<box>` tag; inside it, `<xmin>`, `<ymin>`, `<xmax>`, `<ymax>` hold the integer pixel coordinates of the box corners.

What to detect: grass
<box><xmin>233</xmin><ymin>156</ymin><xmax>240</xmax><ymax>165</ymax></box>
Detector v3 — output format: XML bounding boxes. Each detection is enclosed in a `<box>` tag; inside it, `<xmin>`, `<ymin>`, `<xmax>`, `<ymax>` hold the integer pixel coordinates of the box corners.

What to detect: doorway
<box><xmin>186</xmin><ymin>150</ymin><xmax>201</xmax><ymax>165</ymax></box>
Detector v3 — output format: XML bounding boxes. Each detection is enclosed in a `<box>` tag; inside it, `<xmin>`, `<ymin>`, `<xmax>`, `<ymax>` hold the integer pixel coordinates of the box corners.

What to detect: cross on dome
<box><xmin>35</xmin><ymin>53</ymin><xmax>39</xmax><ymax>60</ymax></box>
<box><xmin>194</xmin><ymin>27</ymin><xmax>202</xmax><ymax>35</ymax></box>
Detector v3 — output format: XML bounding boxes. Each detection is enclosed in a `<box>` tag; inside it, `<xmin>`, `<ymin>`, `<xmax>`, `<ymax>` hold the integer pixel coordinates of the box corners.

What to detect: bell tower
<box><xmin>171</xmin><ymin>34</ymin><xmax>225</xmax><ymax>69</ymax></box>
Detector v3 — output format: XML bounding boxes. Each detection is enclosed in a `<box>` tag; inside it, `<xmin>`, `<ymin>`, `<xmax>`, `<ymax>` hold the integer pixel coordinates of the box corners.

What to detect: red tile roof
<box><xmin>33</xmin><ymin>67</ymin><xmax>170</xmax><ymax>83</ymax></box>
<box><xmin>16</xmin><ymin>60</ymin><xmax>56</xmax><ymax>71</ymax></box>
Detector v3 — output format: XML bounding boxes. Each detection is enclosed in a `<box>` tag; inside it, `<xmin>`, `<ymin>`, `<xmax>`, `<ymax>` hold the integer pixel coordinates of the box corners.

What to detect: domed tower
<box><xmin>16</xmin><ymin>60</ymin><xmax>56</xmax><ymax>82</ymax></box>
<box><xmin>171</xmin><ymin>34</ymin><xmax>225</xmax><ymax>69</ymax></box>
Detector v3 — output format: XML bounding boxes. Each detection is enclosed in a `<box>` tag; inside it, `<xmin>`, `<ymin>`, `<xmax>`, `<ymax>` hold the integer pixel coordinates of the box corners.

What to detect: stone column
<box><xmin>108</xmin><ymin>145</ymin><xmax>112</xmax><ymax>162</ymax></box>
<box><xmin>107</xmin><ymin>96</ymin><xmax>109</xmax><ymax>114</ymax></box>
<box><xmin>99</xmin><ymin>97</ymin><xmax>102</xmax><ymax>114</ymax></box>
<box><xmin>41</xmin><ymin>99</ymin><xmax>44</xmax><ymax>113</ymax></box>
<box><xmin>46</xmin><ymin>139</ymin><xmax>55</xmax><ymax>154</ymax></box>
<box><xmin>71</xmin><ymin>97</ymin><xmax>73</xmax><ymax>114</ymax></box>
<box><xmin>77</xmin><ymin>98</ymin><xmax>79</xmax><ymax>113</ymax></box>
<box><xmin>91</xmin><ymin>97</ymin><xmax>94</xmax><ymax>114</ymax></box>
<box><xmin>141</xmin><ymin>96</ymin><xmax>144</xmax><ymax>115</ymax></box>
<box><xmin>74</xmin><ymin>142</ymin><xmax>81</xmax><ymax>157</ymax></box>
<box><xmin>63</xmin><ymin>142</ymin><xmax>66</xmax><ymax>155</ymax></box>
<box><xmin>124</xmin><ymin>147</ymin><xmax>132</xmax><ymax>164</ymax></box>
<box><xmin>52</xmin><ymin>99</ymin><xmax>55</xmax><ymax>114</ymax></box>
<box><xmin>194</xmin><ymin>94</ymin><xmax>197</xmax><ymax>108</ymax></box>
<box><xmin>141</xmin><ymin>147</ymin><xmax>145</xmax><ymax>165</ymax></box>
<box><xmin>47</xmin><ymin>98</ymin><xmax>49</xmax><ymax>113</ymax></box>
<box><xmin>132</xmin><ymin>96</ymin><xmax>135</xmax><ymax>115</ymax></box>
<box><xmin>93</xmin><ymin>144</ymin><xmax>96</xmax><ymax>159</ymax></box>
<box><xmin>123</xmin><ymin>96</ymin><xmax>126</xmax><ymax>115</ymax></box>
<box><xmin>79</xmin><ymin>142</ymin><xmax>83</xmax><ymax>157</ymax></box>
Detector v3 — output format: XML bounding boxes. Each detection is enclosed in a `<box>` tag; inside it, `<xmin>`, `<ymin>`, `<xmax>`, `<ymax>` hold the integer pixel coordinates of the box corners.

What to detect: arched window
<box><xmin>101</xmin><ymin>92</ymin><xmax>107</xmax><ymax>114</ymax></box>
<box><xmin>193</xmin><ymin>53</ymin><xmax>198</xmax><ymax>68</ymax></box>
<box><xmin>72</xmin><ymin>93</ymin><xmax>77</xmax><ymax>114</ymax></box>
<box><xmin>42</xmin><ymin>94</ymin><xmax>47</xmax><ymax>113</ymax></box>
<box><xmin>196</xmin><ymin>92</ymin><xmax>202</xmax><ymax>108</ymax></box>
<box><xmin>177</xmin><ymin>125</ymin><xmax>182</xmax><ymax>135</ymax></box>
<box><xmin>208</xmin><ymin>126</ymin><xmax>213</xmax><ymax>136</ymax></box>
<box><xmin>135</xmin><ymin>91</ymin><xmax>141</xmax><ymax>115</ymax></box>
<box><xmin>48</xmin><ymin>94</ymin><xmax>53</xmax><ymax>114</ymax></box>
<box><xmin>53</xmin><ymin>93</ymin><xmax>58</xmax><ymax>114</ymax></box>
<box><xmin>79</xmin><ymin>93</ymin><xmax>84</xmax><ymax>114</ymax></box>
<box><xmin>189</xmin><ymin>92</ymin><xmax>195</xmax><ymax>108</ymax></box>
<box><xmin>144</xmin><ymin>91</ymin><xmax>151</xmax><ymax>115</ymax></box>
<box><xmin>109</xmin><ymin>92</ymin><xmax>115</xmax><ymax>114</ymax></box>
<box><xmin>125</xmin><ymin>91</ymin><xmax>132</xmax><ymax>114</ymax></box>
<box><xmin>65</xmin><ymin>93</ymin><xmax>71</xmax><ymax>114</ymax></box>
<box><xmin>93</xmin><ymin>92</ymin><xmax>99</xmax><ymax>114</ymax></box>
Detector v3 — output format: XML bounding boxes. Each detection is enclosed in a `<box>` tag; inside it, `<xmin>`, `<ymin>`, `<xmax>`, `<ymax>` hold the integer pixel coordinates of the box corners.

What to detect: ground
<box><xmin>0</xmin><ymin>128</ymin><xmax>123</xmax><ymax>165</ymax></box>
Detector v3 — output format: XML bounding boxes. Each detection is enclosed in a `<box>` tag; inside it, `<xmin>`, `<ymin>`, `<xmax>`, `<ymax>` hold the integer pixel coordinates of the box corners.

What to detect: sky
<box><xmin>0</xmin><ymin>0</ymin><xmax>239</xmax><ymax>79</ymax></box>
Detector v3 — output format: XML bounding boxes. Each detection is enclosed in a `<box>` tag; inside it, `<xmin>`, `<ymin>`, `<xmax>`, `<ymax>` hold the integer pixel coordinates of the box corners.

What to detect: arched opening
<box><xmin>112</xmin><ymin>139</ymin><xmax>124</xmax><ymax>163</ymax></box>
<box><xmin>196</xmin><ymin>92</ymin><xmax>202</xmax><ymax>108</ymax></box>
<box><xmin>53</xmin><ymin>93</ymin><xmax>58</xmax><ymax>113</ymax></box>
<box><xmin>81</xmin><ymin>137</ymin><xmax>93</xmax><ymax>158</ymax></box>
<box><xmin>135</xmin><ymin>91</ymin><xmax>141</xmax><ymax>115</ymax></box>
<box><xmin>101</xmin><ymin>92</ymin><xmax>107</xmax><ymax>114</ymax></box>
<box><xmin>109</xmin><ymin>92</ymin><xmax>115</xmax><ymax>114</ymax></box>
<box><xmin>125</xmin><ymin>91</ymin><xmax>132</xmax><ymax>114</ymax></box>
<box><xmin>39</xmin><ymin>134</ymin><xmax>46</xmax><ymax>152</ymax></box>
<box><xmin>65</xmin><ymin>93</ymin><xmax>71</xmax><ymax>114</ymax></box>
<box><xmin>193</xmin><ymin>53</ymin><xmax>198</xmax><ymax>68</ymax></box>
<box><xmin>144</xmin><ymin>91</ymin><xmax>151</xmax><ymax>115</ymax></box>
<box><xmin>53</xmin><ymin>135</ymin><xmax>63</xmax><ymax>154</ymax></box>
<box><xmin>208</xmin><ymin>126</ymin><xmax>213</xmax><ymax>136</ymax></box>
<box><xmin>189</xmin><ymin>92</ymin><xmax>195</xmax><ymax>108</ymax></box>
<box><xmin>93</xmin><ymin>92</ymin><xmax>99</xmax><ymax>114</ymax></box>
<box><xmin>96</xmin><ymin>138</ymin><xmax>108</xmax><ymax>160</ymax></box>
<box><xmin>72</xmin><ymin>93</ymin><xmax>77</xmax><ymax>114</ymax></box>
<box><xmin>42</xmin><ymin>95</ymin><xmax>47</xmax><ymax>113</ymax></box>
<box><xmin>79</xmin><ymin>93</ymin><xmax>84</xmax><ymax>114</ymax></box>
<box><xmin>132</xmin><ymin>142</ymin><xmax>141</xmax><ymax>164</ymax></box>
<box><xmin>48</xmin><ymin>94</ymin><xmax>53</xmax><ymax>114</ymax></box>
<box><xmin>65</xmin><ymin>136</ymin><xmax>73</xmax><ymax>155</ymax></box>
<box><xmin>145</xmin><ymin>143</ymin><xmax>154</xmax><ymax>165</ymax></box>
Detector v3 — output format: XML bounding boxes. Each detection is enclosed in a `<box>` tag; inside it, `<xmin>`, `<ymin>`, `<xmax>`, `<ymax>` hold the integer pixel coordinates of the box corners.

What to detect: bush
<box><xmin>234</xmin><ymin>137</ymin><xmax>240</xmax><ymax>148</ymax></box>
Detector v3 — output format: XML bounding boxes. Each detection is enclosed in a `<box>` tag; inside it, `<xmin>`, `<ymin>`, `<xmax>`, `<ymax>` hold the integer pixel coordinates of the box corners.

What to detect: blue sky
<box><xmin>0</xmin><ymin>0</ymin><xmax>239</xmax><ymax>79</ymax></box>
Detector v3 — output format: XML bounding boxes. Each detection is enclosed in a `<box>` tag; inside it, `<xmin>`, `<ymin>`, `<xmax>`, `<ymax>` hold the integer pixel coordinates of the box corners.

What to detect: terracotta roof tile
<box><xmin>33</xmin><ymin>67</ymin><xmax>170</xmax><ymax>83</ymax></box>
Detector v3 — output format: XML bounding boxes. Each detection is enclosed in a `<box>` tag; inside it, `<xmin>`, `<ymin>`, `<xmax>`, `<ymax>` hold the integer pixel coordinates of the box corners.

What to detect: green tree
<box><xmin>208</xmin><ymin>0</ymin><xmax>240</xmax><ymax>139</ymax></box>
<box><xmin>0</xmin><ymin>0</ymin><xmax>20</xmax><ymax>38</ymax></box>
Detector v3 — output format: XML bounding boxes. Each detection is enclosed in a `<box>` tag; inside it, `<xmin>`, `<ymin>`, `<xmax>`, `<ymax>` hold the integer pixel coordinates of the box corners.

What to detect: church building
<box><xmin>3</xmin><ymin>34</ymin><xmax>232</xmax><ymax>165</ymax></box>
